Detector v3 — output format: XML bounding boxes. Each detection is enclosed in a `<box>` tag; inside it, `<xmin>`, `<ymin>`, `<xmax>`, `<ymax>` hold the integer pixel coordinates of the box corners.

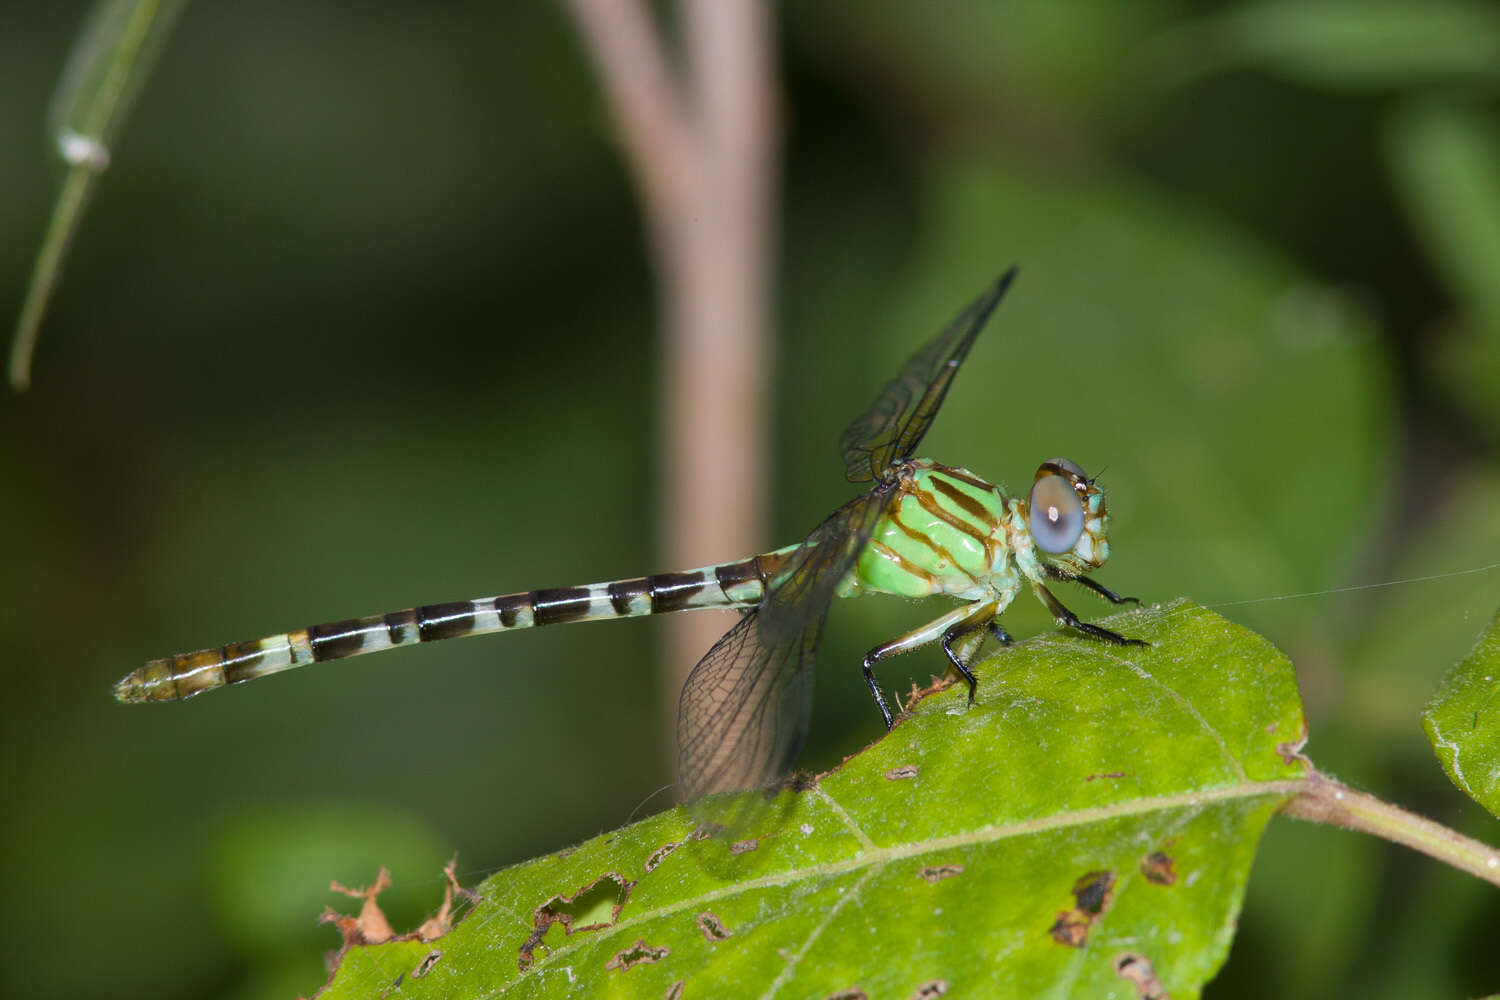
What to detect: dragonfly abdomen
<box><xmin>114</xmin><ymin>553</ymin><xmax>790</xmax><ymax>704</ymax></box>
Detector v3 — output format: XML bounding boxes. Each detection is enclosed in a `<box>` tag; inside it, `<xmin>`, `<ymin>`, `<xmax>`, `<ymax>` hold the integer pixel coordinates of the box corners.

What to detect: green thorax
<box><xmin>843</xmin><ymin>461</ymin><xmax>1020</xmax><ymax>601</ymax></box>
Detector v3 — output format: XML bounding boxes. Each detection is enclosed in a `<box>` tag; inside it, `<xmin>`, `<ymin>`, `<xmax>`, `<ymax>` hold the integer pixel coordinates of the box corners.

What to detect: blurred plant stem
<box><xmin>10</xmin><ymin>167</ymin><xmax>94</xmax><ymax>390</ymax></box>
<box><xmin>563</xmin><ymin>0</ymin><xmax>779</xmax><ymax>786</ymax></box>
<box><xmin>9</xmin><ymin>0</ymin><xmax>190</xmax><ymax>389</ymax></box>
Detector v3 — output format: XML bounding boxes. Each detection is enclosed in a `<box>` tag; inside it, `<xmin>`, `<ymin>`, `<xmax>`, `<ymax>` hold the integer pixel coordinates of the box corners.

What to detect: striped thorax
<box><xmin>844</xmin><ymin>457</ymin><xmax>1113</xmax><ymax>610</ymax></box>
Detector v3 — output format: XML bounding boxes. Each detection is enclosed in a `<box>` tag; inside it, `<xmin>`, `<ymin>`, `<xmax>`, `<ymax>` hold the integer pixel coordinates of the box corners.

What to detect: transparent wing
<box><xmin>676</xmin><ymin>607</ymin><xmax>821</xmax><ymax>802</ymax></box>
<box><xmin>676</xmin><ymin>268</ymin><xmax>1017</xmax><ymax>802</ymax></box>
<box><xmin>676</xmin><ymin>491</ymin><xmax>890</xmax><ymax>801</ymax></box>
<box><xmin>838</xmin><ymin>268</ymin><xmax>1017</xmax><ymax>483</ymax></box>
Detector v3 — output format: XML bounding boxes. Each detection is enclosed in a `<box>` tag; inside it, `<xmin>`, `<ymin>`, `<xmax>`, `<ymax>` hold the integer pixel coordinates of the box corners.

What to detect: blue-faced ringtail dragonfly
<box><xmin>115</xmin><ymin>267</ymin><xmax>1143</xmax><ymax>803</ymax></box>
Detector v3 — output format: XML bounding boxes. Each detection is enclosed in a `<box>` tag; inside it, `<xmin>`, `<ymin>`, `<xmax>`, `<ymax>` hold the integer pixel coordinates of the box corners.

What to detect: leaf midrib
<box><xmin>492</xmin><ymin>776</ymin><xmax>1304</xmax><ymax>995</ymax></box>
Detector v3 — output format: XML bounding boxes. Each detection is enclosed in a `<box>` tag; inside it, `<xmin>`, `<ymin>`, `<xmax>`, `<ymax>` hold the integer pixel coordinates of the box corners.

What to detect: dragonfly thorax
<box><xmin>843</xmin><ymin>457</ymin><xmax>1114</xmax><ymax>607</ymax></box>
<box><xmin>845</xmin><ymin>460</ymin><xmax>1018</xmax><ymax>603</ymax></box>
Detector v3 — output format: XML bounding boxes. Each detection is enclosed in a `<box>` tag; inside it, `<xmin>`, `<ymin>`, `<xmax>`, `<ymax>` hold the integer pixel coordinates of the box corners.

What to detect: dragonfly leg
<box><xmin>1046</xmin><ymin>567</ymin><xmax>1140</xmax><ymax>605</ymax></box>
<box><xmin>860</xmin><ymin>654</ymin><xmax>898</xmax><ymax>730</ymax></box>
<box><xmin>861</xmin><ymin>601</ymin><xmax>999</xmax><ymax>728</ymax></box>
<box><xmin>987</xmin><ymin>621</ymin><xmax>1013</xmax><ymax>646</ymax></box>
<box><xmin>1034</xmin><ymin>583</ymin><xmax>1148</xmax><ymax>647</ymax></box>
<box><xmin>1075</xmin><ymin>574</ymin><xmax>1140</xmax><ymax>605</ymax></box>
<box><xmin>939</xmin><ymin>622</ymin><xmax>991</xmax><ymax>706</ymax></box>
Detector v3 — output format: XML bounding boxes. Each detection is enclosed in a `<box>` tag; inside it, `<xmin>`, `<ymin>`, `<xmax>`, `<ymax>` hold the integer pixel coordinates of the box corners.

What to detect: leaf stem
<box><xmin>1281</xmin><ymin>771</ymin><xmax>1500</xmax><ymax>888</ymax></box>
<box><xmin>9</xmin><ymin>165</ymin><xmax>97</xmax><ymax>390</ymax></box>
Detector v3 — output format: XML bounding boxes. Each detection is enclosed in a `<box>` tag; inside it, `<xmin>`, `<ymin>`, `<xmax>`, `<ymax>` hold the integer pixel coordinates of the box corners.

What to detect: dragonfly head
<box><xmin>1025</xmin><ymin>458</ymin><xmax>1110</xmax><ymax>574</ymax></box>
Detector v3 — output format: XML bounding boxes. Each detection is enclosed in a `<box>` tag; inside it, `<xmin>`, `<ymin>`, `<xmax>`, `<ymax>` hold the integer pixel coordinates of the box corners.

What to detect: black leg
<box><xmin>939</xmin><ymin>626</ymin><xmax>982</xmax><ymax>706</ymax></box>
<box><xmin>1035</xmin><ymin>583</ymin><xmax>1148</xmax><ymax>647</ymax></box>
<box><xmin>861</xmin><ymin>651</ymin><xmax>896</xmax><ymax>730</ymax></box>
<box><xmin>987</xmin><ymin>621</ymin><xmax>1013</xmax><ymax>646</ymax></box>
<box><xmin>860</xmin><ymin>602</ymin><xmax>1002</xmax><ymax>729</ymax></box>
<box><xmin>1076</xmin><ymin>574</ymin><xmax>1140</xmax><ymax>606</ymax></box>
<box><xmin>1045</xmin><ymin>566</ymin><xmax>1140</xmax><ymax>606</ymax></box>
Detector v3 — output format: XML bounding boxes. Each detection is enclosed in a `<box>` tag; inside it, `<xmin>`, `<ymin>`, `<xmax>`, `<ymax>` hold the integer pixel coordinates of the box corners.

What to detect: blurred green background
<box><xmin>3</xmin><ymin>2</ymin><xmax>1500</xmax><ymax>997</ymax></box>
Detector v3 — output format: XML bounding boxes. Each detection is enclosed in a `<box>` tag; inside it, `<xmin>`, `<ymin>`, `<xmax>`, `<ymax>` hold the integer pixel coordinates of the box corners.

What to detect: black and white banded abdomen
<box><xmin>114</xmin><ymin>550</ymin><xmax>793</xmax><ymax>703</ymax></box>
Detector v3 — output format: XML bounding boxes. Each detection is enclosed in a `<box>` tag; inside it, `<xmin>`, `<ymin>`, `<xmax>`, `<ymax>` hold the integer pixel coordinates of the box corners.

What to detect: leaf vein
<box><xmin>495</xmin><ymin>780</ymin><xmax>1303</xmax><ymax>991</ymax></box>
<box><xmin>813</xmin><ymin>785</ymin><xmax>878</xmax><ymax>851</ymax></box>
<box><xmin>1071</xmin><ymin>642</ymin><xmax>1248</xmax><ymax>782</ymax></box>
<box><xmin>758</xmin><ymin>865</ymin><xmax>880</xmax><ymax>1000</ymax></box>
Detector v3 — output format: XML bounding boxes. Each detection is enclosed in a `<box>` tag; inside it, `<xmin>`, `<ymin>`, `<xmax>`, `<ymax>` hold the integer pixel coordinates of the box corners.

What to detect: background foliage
<box><xmin>1</xmin><ymin>2</ymin><xmax>1498</xmax><ymax>998</ymax></box>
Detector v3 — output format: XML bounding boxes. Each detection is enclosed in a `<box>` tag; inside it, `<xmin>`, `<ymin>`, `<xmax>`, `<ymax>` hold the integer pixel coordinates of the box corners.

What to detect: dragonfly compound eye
<box><xmin>1029</xmin><ymin>474</ymin><xmax>1085</xmax><ymax>555</ymax></box>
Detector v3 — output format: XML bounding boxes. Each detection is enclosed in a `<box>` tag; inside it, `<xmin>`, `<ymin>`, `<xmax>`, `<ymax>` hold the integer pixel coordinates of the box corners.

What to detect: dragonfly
<box><xmin>114</xmin><ymin>267</ymin><xmax>1144</xmax><ymax>804</ymax></box>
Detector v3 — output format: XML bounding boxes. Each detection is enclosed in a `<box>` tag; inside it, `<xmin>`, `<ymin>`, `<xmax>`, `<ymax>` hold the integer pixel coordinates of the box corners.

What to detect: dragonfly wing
<box><xmin>676</xmin><ymin>606</ymin><xmax>821</xmax><ymax>801</ymax></box>
<box><xmin>838</xmin><ymin>268</ymin><xmax>1017</xmax><ymax>483</ymax></box>
<box><xmin>677</xmin><ymin>491</ymin><xmax>891</xmax><ymax>801</ymax></box>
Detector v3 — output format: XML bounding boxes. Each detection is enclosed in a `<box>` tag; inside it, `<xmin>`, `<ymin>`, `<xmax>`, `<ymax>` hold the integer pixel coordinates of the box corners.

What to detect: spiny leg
<box><xmin>861</xmin><ymin>600</ymin><xmax>999</xmax><ymax>729</ymax></box>
<box><xmin>1046</xmin><ymin>567</ymin><xmax>1140</xmax><ymax>606</ymax></box>
<box><xmin>1033</xmin><ymin>583</ymin><xmax>1147</xmax><ymax>647</ymax></box>
<box><xmin>987</xmin><ymin>621</ymin><xmax>1013</xmax><ymax>646</ymax></box>
<box><xmin>1076</xmin><ymin>574</ymin><xmax>1140</xmax><ymax>606</ymax></box>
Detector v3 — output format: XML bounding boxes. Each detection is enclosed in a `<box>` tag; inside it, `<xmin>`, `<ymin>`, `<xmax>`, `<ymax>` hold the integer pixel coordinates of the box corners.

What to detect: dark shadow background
<box><xmin>2</xmin><ymin>2</ymin><xmax>1498</xmax><ymax>998</ymax></box>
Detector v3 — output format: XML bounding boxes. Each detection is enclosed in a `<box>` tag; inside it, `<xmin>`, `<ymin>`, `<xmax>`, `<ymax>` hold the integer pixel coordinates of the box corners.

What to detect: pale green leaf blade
<box><xmin>317</xmin><ymin>601</ymin><xmax>1307</xmax><ymax>999</ymax></box>
<box><xmin>1385</xmin><ymin>102</ymin><xmax>1500</xmax><ymax>332</ymax></box>
<box><xmin>1422</xmin><ymin>607</ymin><xmax>1500</xmax><ymax>817</ymax></box>
<box><xmin>1385</xmin><ymin>102</ymin><xmax>1500</xmax><ymax>432</ymax></box>
<box><xmin>1169</xmin><ymin>0</ymin><xmax>1500</xmax><ymax>90</ymax></box>
<box><xmin>9</xmin><ymin>0</ymin><xmax>189</xmax><ymax>390</ymax></box>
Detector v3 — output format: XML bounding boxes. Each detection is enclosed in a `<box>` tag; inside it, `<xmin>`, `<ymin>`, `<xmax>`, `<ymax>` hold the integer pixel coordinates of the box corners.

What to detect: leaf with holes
<box><xmin>317</xmin><ymin>600</ymin><xmax>1308</xmax><ymax>999</ymax></box>
<box><xmin>1423</xmin><ymin>606</ymin><xmax>1500</xmax><ymax>818</ymax></box>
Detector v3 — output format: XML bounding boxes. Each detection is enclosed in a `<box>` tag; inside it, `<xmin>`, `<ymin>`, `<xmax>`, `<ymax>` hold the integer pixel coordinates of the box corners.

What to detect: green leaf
<box><xmin>317</xmin><ymin>601</ymin><xmax>1307</xmax><ymax>999</ymax></box>
<box><xmin>1423</xmin><ymin>606</ymin><xmax>1500</xmax><ymax>818</ymax></box>
<box><xmin>9</xmin><ymin>0</ymin><xmax>189</xmax><ymax>389</ymax></box>
<box><xmin>1385</xmin><ymin>102</ymin><xmax>1500</xmax><ymax>435</ymax></box>
<box><xmin>1170</xmin><ymin>0</ymin><xmax>1500</xmax><ymax>90</ymax></box>
<box><xmin>1386</xmin><ymin>102</ymin><xmax>1500</xmax><ymax>332</ymax></box>
<box><xmin>788</xmin><ymin>0</ymin><xmax>1163</xmax><ymax>120</ymax></box>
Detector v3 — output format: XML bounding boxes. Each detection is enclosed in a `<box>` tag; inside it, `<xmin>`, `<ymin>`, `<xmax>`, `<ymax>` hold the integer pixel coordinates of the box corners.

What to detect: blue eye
<box><xmin>1029</xmin><ymin>474</ymin><xmax>1084</xmax><ymax>555</ymax></box>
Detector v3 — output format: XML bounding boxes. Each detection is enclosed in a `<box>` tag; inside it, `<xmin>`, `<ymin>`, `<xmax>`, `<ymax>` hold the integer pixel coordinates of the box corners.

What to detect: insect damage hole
<box><xmin>606</xmin><ymin>939</ymin><xmax>670</xmax><ymax>971</ymax></box>
<box><xmin>1114</xmin><ymin>952</ymin><xmax>1170</xmax><ymax>999</ymax></box>
<box><xmin>516</xmin><ymin>871</ymin><xmax>637</xmax><ymax>971</ymax></box>
<box><xmin>1140</xmin><ymin>851</ymin><xmax>1177</xmax><ymax>886</ymax></box>
<box><xmin>1048</xmin><ymin>870</ymin><xmax>1116</xmax><ymax>948</ymax></box>
<box><xmin>697</xmin><ymin>911</ymin><xmax>733</xmax><ymax>941</ymax></box>
<box><xmin>919</xmin><ymin>864</ymin><xmax>964</xmax><ymax>883</ymax></box>
<box><xmin>644</xmin><ymin>841</ymin><xmax>681</xmax><ymax>873</ymax></box>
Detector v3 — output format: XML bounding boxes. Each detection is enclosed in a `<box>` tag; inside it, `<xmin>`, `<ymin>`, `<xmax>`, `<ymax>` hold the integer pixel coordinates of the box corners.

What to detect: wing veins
<box><xmin>839</xmin><ymin>268</ymin><xmax>1016</xmax><ymax>483</ymax></box>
